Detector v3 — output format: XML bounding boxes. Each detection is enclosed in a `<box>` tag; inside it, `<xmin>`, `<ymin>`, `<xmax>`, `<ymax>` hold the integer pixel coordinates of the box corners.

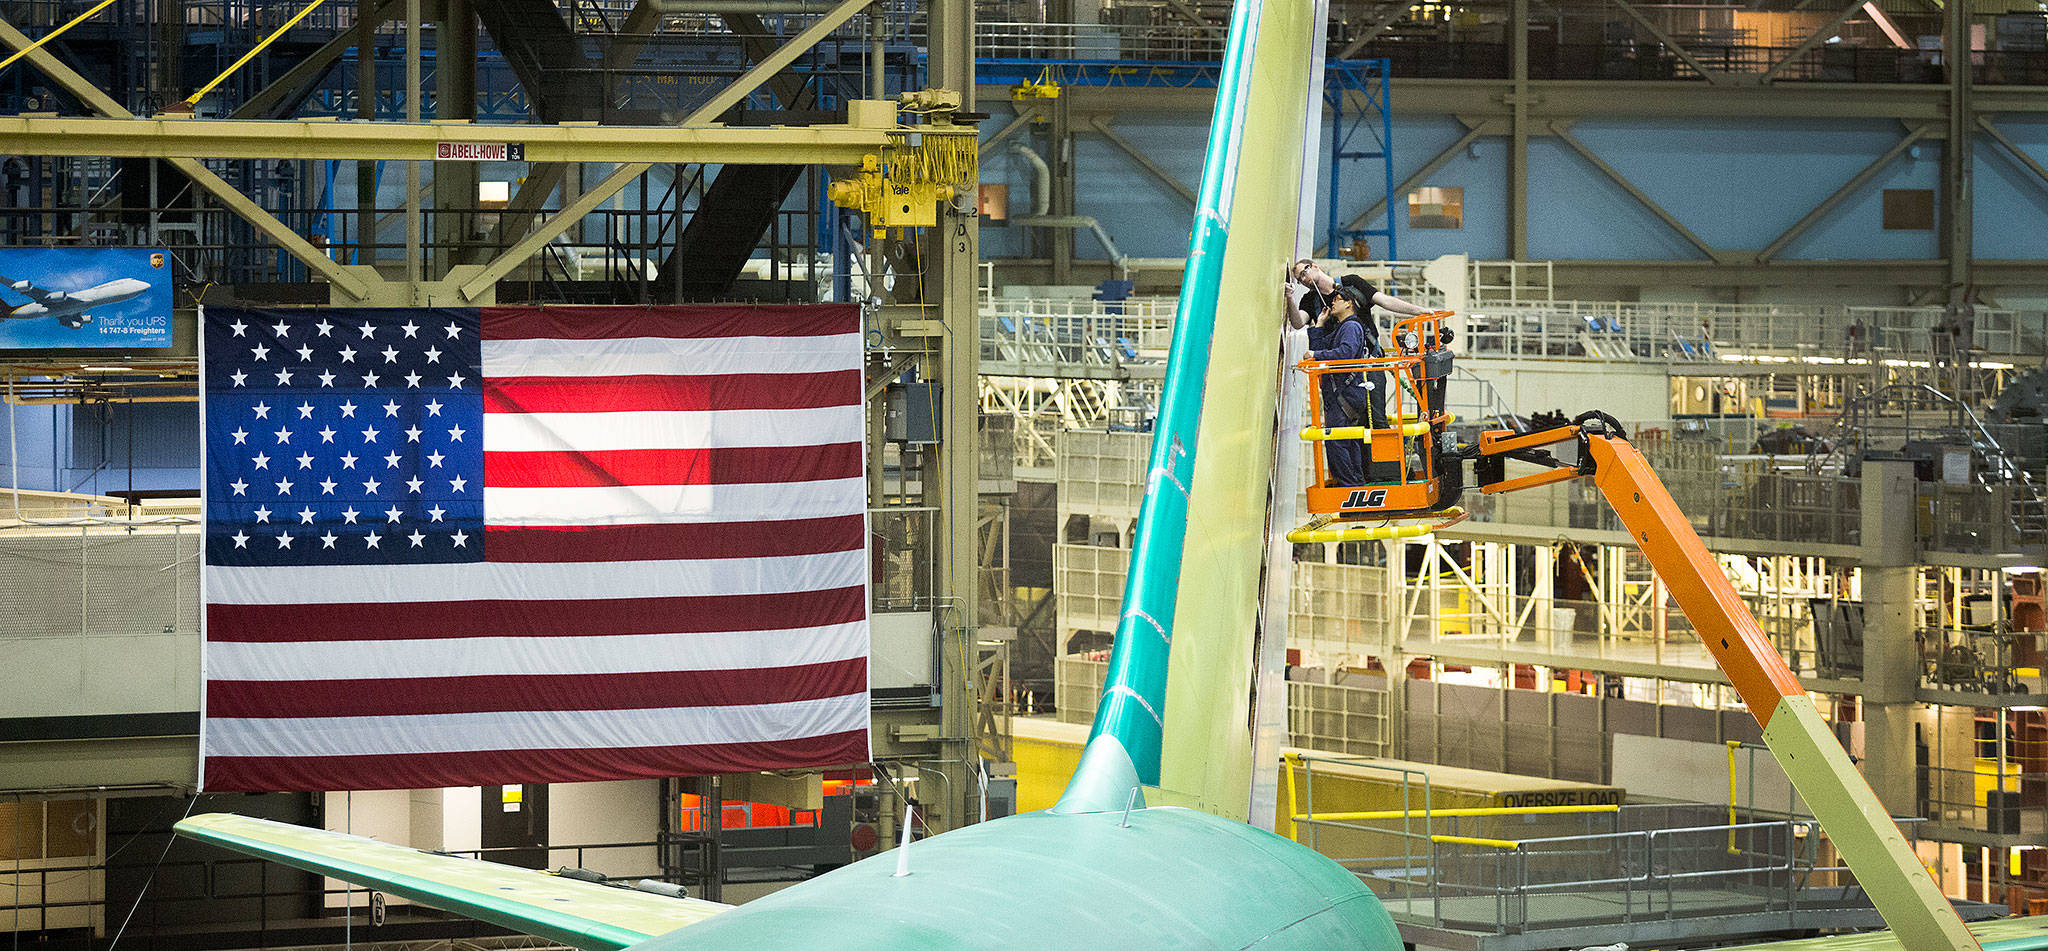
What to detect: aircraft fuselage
<box><xmin>7</xmin><ymin>277</ymin><xmax>151</xmax><ymax>327</ymax></box>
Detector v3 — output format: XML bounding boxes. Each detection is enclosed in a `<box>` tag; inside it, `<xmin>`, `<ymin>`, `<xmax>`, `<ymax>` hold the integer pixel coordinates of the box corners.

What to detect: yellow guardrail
<box><xmin>1298</xmin><ymin>804</ymin><xmax>1618</xmax><ymax>822</ymax></box>
<box><xmin>1299</xmin><ymin>420</ymin><xmax>1434</xmax><ymax>441</ymax></box>
<box><xmin>1431</xmin><ymin>834</ymin><xmax>1522</xmax><ymax>849</ymax></box>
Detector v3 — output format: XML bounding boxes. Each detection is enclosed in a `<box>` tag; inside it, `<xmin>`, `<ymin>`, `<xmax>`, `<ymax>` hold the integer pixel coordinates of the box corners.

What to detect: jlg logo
<box><xmin>1343</xmin><ymin>488</ymin><xmax>1388</xmax><ymax>508</ymax></box>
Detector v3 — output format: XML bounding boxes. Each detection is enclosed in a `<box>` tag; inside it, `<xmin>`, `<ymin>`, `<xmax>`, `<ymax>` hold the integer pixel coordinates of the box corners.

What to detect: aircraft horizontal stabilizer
<box><xmin>175</xmin><ymin>814</ymin><xmax>728</xmax><ymax>950</ymax></box>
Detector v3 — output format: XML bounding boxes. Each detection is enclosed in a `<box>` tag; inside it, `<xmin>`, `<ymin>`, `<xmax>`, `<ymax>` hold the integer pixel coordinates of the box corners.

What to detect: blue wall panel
<box><xmin>1526</xmin><ymin>136</ymin><xmax>1706</xmax><ymax>261</ymax></box>
<box><xmin>0</xmin><ymin>403</ymin><xmax>62</xmax><ymax>493</ymax></box>
<box><xmin>1976</xmin><ymin>116</ymin><xmax>2048</xmax><ymax>260</ymax></box>
<box><xmin>1564</xmin><ymin>117</ymin><xmax>1917</xmax><ymax>255</ymax></box>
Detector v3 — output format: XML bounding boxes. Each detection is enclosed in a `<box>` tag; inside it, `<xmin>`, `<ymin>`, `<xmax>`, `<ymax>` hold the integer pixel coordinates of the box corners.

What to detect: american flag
<box><xmin>199</xmin><ymin>305</ymin><xmax>871</xmax><ymax>792</ymax></box>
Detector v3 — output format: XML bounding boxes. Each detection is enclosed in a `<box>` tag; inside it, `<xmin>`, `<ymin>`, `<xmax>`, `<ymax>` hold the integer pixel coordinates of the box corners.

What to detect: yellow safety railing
<box><xmin>1727</xmin><ymin>740</ymin><xmax>1743</xmax><ymax>855</ymax></box>
<box><xmin>1301</xmin><ymin>804</ymin><xmax>1618</xmax><ymax>822</ymax></box>
<box><xmin>1299</xmin><ymin>419</ymin><xmax>1435</xmax><ymax>441</ymax></box>
<box><xmin>1282</xmin><ymin>752</ymin><xmax>1621</xmax><ymax>845</ymax></box>
<box><xmin>1431</xmin><ymin>834</ymin><xmax>1522</xmax><ymax>849</ymax></box>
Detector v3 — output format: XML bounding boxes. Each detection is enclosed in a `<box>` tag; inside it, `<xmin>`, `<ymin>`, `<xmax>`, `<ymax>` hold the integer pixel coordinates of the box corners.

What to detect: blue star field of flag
<box><xmin>204</xmin><ymin>308</ymin><xmax>484</xmax><ymax>567</ymax></box>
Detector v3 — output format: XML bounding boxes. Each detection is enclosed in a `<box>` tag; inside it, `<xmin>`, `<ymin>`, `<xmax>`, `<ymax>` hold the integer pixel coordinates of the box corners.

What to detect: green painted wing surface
<box><xmin>1719</xmin><ymin>916</ymin><xmax>2048</xmax><ymax>951</ymax></box>
<box><xmin>175</xmin><ymin>814</ymin><xmax>728</xmax><ymax>950</ymax></box>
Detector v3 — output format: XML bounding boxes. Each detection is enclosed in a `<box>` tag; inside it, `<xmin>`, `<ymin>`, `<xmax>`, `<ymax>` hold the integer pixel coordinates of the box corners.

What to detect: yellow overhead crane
<box><xmin>826</xmin><ymin>90</ymin><xmax>980</xmax><ymax>233</ymax></box>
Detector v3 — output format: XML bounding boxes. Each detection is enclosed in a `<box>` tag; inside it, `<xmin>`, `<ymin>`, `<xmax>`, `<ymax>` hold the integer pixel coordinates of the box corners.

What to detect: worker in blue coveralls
<box><xmin>1304</xmin><ymin>277</ymin><xmax>1434</xmax><ymax>485</ymax></box>
<box><xmin>1287</xmin><ymin>261</ymin><xmax>1361</xmax><ymax>485</ymax></box>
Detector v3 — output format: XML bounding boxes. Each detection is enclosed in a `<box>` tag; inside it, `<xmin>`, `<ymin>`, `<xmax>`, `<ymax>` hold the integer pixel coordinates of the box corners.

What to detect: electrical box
<box><xmin>983</xmin><ymin>777</ymin><xmax>1018</xmax><ymax>820</ymax></box>
<box><xmin>886</xmin><ymin>382</ymin><xmax>941</xmax><ymax>444</ymax></box>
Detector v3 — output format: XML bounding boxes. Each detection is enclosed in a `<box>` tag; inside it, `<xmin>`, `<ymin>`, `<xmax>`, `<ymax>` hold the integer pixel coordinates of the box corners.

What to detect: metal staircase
<box><xmin>651</xmin><ymin>163</ymin><xmax>806</xmax><ymax>300</ymax></box>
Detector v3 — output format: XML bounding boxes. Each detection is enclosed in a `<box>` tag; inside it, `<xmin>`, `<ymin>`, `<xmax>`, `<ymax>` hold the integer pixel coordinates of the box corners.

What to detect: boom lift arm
<box><xmin>1286</xmin><ymin>326</ymin><xmax>1980</xmax><ymax>947</ymax></box>
<box><xmin>1471</xmin><ymin>417</ymin><xmax>1979</xmax><ymax>950</ymax></box>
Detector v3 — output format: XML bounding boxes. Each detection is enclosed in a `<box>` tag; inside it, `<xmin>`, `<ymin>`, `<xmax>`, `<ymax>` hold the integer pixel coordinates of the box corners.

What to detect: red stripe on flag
<box><xmin>483</xmin><ymin>443</ymin><xmax>863</xmax><ymax>489</ymax></box>
<box><xmin>483</xmin><ymin>371</ymin><xmax>860</xmax><ymax>414</ymax></box>
<box><xmin>206</xmin><ymin>585</ymin><xmax>866</xmax><ymax>643</ymax></box>
<box><xmin>207</xmin><ymin>659</ymin><xmax>868</xmax><ymax>718</ymax></box>
<box><xmin>201</xmin><ymin>731</ymin><xmax>872</xmax><ymax>791</ymax></box>
<box><xmin>482</xmin><ymin>304</ymin><xmax>859</xmax><ymax>341</ymax></box>
<box><xmin>483</xmin><ymin>516</ymin><xmax>865</xmax><ymax>562</ymax></box>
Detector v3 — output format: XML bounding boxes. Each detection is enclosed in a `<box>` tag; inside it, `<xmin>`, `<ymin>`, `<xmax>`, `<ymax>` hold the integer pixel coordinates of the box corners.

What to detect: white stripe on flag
<box><xmin>209</xmin><ymin>622</ymin><xmax>870</xmax><ymax>681</ymax></box>
<box><xmin>208</xmin><ymin>547</ymin><xmax>863</xmax><ymax>605</ymax></box>
<box><xmin>484</xmin><ymin>477</ymin><xmax>866</xmax><ymax>526</ymax></box>
<box><xmin>482</xmin><ymin>406</ymin><xmax>866</xmax><ymax>452</ymax></box>
<box><xmin>204</xmin><ymin>692</ymin><xmax>870</xmax><ymax>757</ymax></box>
<box><xmin>482</xmin><ymin>334</ymin><xmax>863</xmax><ymax>378</ymax></box>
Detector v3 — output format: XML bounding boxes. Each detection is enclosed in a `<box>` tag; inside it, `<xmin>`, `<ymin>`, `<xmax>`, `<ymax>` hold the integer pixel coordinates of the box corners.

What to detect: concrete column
<box><xmin>1860</xmin><ymin>457</ymin><xmax>1919</xmax><ymax>815</ymax></box>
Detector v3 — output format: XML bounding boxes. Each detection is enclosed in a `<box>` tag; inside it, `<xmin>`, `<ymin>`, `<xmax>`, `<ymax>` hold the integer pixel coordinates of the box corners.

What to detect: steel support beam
<box><xmin>927</xmin><ymin>0</ymin><xmax>981</xmax><ymax>838</ymax></box>
<box><xmin>1758</xmin><ymin>124</ymin><xmax>1931</xmax><ymax>262</ymax></box>
<box><xmin>1979</xmin><ymin>117</ymin><xmax>2048</xmax><ymax>189</ymax></box>
<box><xmin>1758</xmin><ymin>0</ymin><xmax>1868</xmax><ymax>83</ymax></box>
<box><xmin>436</xmin><ymin>0</ymin><xmax>480</xmax><ymax>270</ymax></box>
<box><xmin>1550</xmin><ymin>121</ymin><xmax>1719</xmax><ymax>258</ymax></box>
<box><xmin>1087</xmin><ymin>116</ymin><xmax>1195</xmax><ymax>205</ymax></box>
<box><xmin>1508</xmin><ymin>0</ymin><xmax>1529</xmax><ymax>258</ymax></box>
<box><xmin>1008</xmin><ymin>78</ymin><xmax>2048</xmax><ymax>122</ymax></box>
<box><xmin>404</xmin><ymin>0</ymin><xmax>422</xmax><ymax>287</ymax></box>
<box><xmin>457</xmin><ymin>0</ymin><xmax>878</xmax><ymax>301</ymax></box>
<box><xmin>1334</xmin><ymin>1</ymin><xmax>1414</xmax><ymax>61</ymax></box>
<box><xmin>0</xmin><ymin>115</ymin><xmax>891</xmax><ymax>163</ymax></box>
<box><xmin>1944</xmin><ymin>0</ymin><xmax>1974</xmax><ymax>307</ymax></box>
<box><xmin>1606</xmin><ymin>0</ymin><xmax>1723</xmax><ymax>85</ymax></box>
<box><xmin>0</xmin><ymin>15</ymin><xmax>375</xmax><ymax>298</ymax></box>
<box><xmin>979</xmin><ymin>106</ymin><xmax>1043</xmax><ymax>159</ymax></box>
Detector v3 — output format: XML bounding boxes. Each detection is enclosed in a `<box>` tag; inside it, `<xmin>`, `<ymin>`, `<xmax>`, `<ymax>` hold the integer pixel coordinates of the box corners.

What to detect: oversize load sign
<box><xmin>0</xmin><ymin>247</ymin><xmax>173</xmax><ymax>349</ymax></box>
<box><xmin>436</xmin><ymin>142</ymin><xmax>526</xmax><ymax>161</ymax></box>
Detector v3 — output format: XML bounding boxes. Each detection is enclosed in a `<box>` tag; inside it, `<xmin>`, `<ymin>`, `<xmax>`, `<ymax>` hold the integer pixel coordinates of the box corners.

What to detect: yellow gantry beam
<box><xmin>0</xmin><ymin>114</ymin><xmax>893</xmax><ymax>164</ymax></box>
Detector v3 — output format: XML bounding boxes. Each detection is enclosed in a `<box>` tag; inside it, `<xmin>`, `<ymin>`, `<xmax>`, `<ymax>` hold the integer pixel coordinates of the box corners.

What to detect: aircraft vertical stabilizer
<box><xmin>1057</xmin><ymin>0</ymin><xmax>1318</xmax><ymax>819</ymax></box>
<box><xmin>1154</xmin><ymin>0</ymin><xmax>1323</xmax><ymax>822</ymax></box>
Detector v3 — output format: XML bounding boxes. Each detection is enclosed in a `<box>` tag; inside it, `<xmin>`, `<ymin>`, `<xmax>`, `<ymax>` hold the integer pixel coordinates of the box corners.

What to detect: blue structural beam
<box><xmin>1325</xmin><ymin>59</ymin><xmax>1397</xmax><ymax>258</ymax></box>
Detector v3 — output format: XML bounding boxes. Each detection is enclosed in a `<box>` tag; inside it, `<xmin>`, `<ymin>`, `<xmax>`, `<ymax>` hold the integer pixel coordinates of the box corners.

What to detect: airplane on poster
<box><xmin>0</xmin><ymin>272</ymin><xmax>153</xmax><ymax>329</ymax></box>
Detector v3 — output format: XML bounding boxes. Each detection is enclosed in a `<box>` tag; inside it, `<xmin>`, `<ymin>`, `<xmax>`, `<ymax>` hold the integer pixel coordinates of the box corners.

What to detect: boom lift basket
<box><xmin>1291</xmin><ymin>310</ymin><xmax>1466</xmax><ymax>543</ymax></box>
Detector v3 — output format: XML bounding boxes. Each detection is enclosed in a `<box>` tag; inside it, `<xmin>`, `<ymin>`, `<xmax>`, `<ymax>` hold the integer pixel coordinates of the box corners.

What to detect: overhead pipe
<box><xmin>1006</xmin><ymin>143</ymin><xmax>1128</xmax><ymax>275</ymax></box>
